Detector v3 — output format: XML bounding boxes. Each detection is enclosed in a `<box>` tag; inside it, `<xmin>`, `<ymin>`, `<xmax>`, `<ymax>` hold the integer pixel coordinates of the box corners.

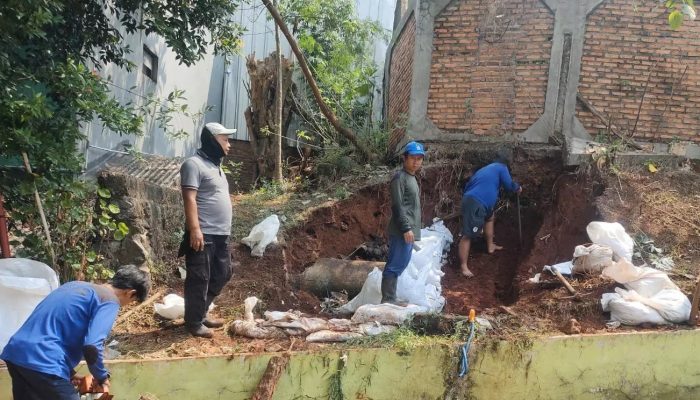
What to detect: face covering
<box><xmin>197</xmin><ymin>127</ymin><xmax>226</xmax><ymax>166</ymax></box>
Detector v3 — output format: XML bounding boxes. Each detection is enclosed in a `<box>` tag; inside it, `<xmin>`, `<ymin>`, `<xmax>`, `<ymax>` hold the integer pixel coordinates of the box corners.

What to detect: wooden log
<box><xmin>293</xmin><ymin>258</ymin><xmax>385</xmax><ymax>298</ymax></box>
<box><xmin>251</xmin><ymin>354</ymin><xmax>290</xmax><ymax>400</ymax></box>
<box><xmin>689</xmin><ymin>278</ymin><xmax>700</xmax><ymax>326</ymax></box>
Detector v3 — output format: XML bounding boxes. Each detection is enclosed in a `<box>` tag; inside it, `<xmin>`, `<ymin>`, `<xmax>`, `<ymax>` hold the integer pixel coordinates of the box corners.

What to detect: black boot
<box><xmin>381</xmin><ymin>275</ymin><xmax>408</xmax><ymax>306</ymax></box>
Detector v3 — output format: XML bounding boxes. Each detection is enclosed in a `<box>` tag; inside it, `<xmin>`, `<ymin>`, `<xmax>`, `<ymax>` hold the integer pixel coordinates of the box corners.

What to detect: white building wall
<box><xmin>83</xmin><ymin>29</ymin><xmax>225</xmax><ymax>169</ymax></box>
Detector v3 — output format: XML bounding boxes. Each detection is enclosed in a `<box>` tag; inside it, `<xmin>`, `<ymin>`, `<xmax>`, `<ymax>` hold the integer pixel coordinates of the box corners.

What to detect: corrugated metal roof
<box><xmin>100</xmin><ymin>153</ymin><xmax>182</xmax><ymax>188</ymax></box>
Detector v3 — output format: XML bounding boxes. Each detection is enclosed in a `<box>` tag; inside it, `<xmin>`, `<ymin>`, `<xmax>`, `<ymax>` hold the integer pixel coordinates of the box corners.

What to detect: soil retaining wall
<box><xmin>2</xmin><ymin>330</ymin><xmax>699</xmax><ymax>398</ymax></box>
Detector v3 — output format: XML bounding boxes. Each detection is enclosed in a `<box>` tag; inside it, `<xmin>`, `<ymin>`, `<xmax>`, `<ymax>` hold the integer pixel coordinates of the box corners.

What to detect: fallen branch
<box><xmin>251</xmin><ymin>354</ymin><xmax>290</xmax><ymax>400</ymax></box>
<box><xmin>22</xmin><ymin>152</ymin><xmax>57</xmax><ymax>269</ymax></box>
<box><xmin>115</xmin><ymin>290</ymin><xmax>164</xmax><ymax>326</ymax></box>
<box><xmin>689</xmin><ymin>277</ymin><xmax>700</xmax><ymax>326</ymax></box>
<box><xmin>261</xmin><ymin>0</ymin><xmax>375</xmax><ymax>161</ymax></box>
<box><xmin>576</xmin><ymin>94</ymin><xmax>643</xmax><ymax>150</ymax></box>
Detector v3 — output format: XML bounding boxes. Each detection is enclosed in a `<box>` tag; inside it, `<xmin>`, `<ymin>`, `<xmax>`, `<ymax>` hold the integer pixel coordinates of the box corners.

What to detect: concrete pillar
<box><xmin>522</xmin><ymin>0</ymin><xmax>606</xmax><ymax>143</ymax></box>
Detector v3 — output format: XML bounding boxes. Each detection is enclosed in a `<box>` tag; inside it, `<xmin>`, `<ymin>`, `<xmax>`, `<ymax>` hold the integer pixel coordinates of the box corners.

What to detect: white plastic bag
<box><xmin>601</xmin><ymin>291</ymin><xmax>668</xmax><ymax>325</ymax></box>
<box><xmin>620</xmin><ymin>288</ymin><xmax>691</xmax><ymax>324</ymax></box>
<box><xmin>306</xmin><ymin>330</ymin><xmax>363</xmax><ymax>343</ymax></box>
<box><xmin>351</xmin><ymin>304</ymin><xmax>427</xmax><ymax>326</ymax></box>
<box><xmin>0</xmin><ymin>258</ymin><xmax>60</xmax><ymax>353</ymax></box>
<box><xmin>154</xmin><ymin>294</ymin><xmax>214</xmax><ymax>320</ymax></box>
<box><xmin>603</xmin><ymin>259</ymin><xmax>678</xmax><ymax>297</ymax></box>
<box><xmin>337</xmin><ymin>268</ymin><xmax>382</xmax><ymax>314</ymax></box>
<box><xmin>586</xmin><ymin>222</ymin><xmax>634</xmax><ymax>262</ymax></box>
<box><xmin>339</xmin><ymin>220</ymin><xmax>452</xmax><ymax>314</ymax></box>
<box><xmin>241</xmin><ymin>215</ymin><xmax>280</xmax><ymax>257</ymax></box>
<box><xmin>572</xmin><ymin>244</ymin><xmax>613</xmax><ymax>274</ymax></box>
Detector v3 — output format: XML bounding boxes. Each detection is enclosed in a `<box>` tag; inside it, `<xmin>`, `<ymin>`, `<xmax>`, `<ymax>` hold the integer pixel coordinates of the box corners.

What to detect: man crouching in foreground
<box><xmin>1</xmin><ymin>265</ymin><xmax>150</xmax><ymax>400</ymax></box>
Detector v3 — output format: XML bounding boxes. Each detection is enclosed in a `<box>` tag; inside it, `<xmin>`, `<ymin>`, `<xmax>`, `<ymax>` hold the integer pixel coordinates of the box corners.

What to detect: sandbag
<box><xmin>572</xmin><ymin>244</ymin><xmax>613</xmax><ymax>274</ymax></box>
<box><xmin>262</xmin><ymin>317</ymin><xmax>329</xmax><ymax>334</ymax></box>
<box><xmin>229</xmin><ymin>320</ymin><xmax>287</xmax><ymax>339</ymax></box>
<box><xmin>619</xmin><ymin>288</ymin><xmax>691</xmax><ymax>324</ymax></box>
<box><xmin>601</xmin><ymin>292</ymin><xmax>668</xmax><ymax>326</ymax></box>
<box><xmin>241</xmin><ymin>215</ymin><xmax>280</xmax><ymax>257</ymax></box>
<box><xmin>337</xmin><ymin>268</ymin><xmax>383</xmax><ymax>314</ymax></box>
<box><xmin>359</xmin><ymin>322</ymin><xmax>397</xmax><ymax>336</ymax></box>
<box><xmin>306</xmin><ymin>330</ymin><xmax>363</xmax><ymax>343</ymax></box>
<box><xmin>586</xmin><ymin>222</ymin><xmax>634</xmax><ymax>262</ymax></box>
<box><xmin>603</xmin><ymin>259</ymin><xmax>678</xmax><ymax>297</ymax></box>
<box><xmin>0</xmin><ymin>258</ymin><xmax>60</xmax><ymax>353</ymax></box>
<box><xmin>351</xmin><ymin>304</ymin><xmax>427</xmax><ymax>326</ymax></box>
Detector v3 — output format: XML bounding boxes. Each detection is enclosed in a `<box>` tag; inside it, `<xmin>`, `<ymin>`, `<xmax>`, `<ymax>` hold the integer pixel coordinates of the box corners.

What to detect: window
<box><xmin>143</xmin><ymin>44</ymin><xmax>158</xmax><ymax>82</ymax></box>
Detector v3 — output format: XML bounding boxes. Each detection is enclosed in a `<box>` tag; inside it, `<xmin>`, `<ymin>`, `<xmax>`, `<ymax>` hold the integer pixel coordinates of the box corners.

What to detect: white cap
<box><xmin>205</xmin><ymin>122</ymin><xmax>237</xmax><ymax>136</ymax></box>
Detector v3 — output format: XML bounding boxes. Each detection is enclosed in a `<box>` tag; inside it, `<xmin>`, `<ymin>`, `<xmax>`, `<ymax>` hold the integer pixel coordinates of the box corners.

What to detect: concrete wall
<box><xmin>4</xmin><ymin>330</ymin><xmax>700</xmax><ymax>399</ymax></box>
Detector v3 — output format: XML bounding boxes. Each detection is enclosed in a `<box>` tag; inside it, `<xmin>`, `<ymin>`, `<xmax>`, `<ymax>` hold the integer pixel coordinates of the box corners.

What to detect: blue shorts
<box><xmin>461</xmin><ymin>195</ymin><xmax>493</xmax><ymax>239</ymax></box>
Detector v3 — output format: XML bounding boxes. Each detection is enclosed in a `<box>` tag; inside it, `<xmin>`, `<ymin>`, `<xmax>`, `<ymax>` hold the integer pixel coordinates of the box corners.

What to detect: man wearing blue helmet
<box><xmin>382</xmin><ymin>141</ymin><xmax>425</xmax><ymax>305</ymax></box>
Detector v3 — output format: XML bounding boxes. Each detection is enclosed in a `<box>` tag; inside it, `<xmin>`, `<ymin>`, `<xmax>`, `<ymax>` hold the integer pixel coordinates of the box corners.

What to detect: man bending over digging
<box><xmin>459</xmin><ymin>149</ymin><xmax>522</xmax><ymax>278</ymax></box>
<box><xmin>382</xmin><ymin>141</ymin><xmax>425</xmax><ymax>305</ymax></box>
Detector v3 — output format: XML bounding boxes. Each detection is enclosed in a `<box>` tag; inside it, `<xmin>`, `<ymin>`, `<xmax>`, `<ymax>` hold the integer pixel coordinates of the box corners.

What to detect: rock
<box><xmin>560</xmin><ymin>318</ymin><xmax>582</xmax><ymax>335</ymax></box>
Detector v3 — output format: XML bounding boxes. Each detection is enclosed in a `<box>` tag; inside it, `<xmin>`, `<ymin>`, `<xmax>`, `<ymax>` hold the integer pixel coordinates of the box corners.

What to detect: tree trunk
<box><xmin>244</xmin><ymin>53</ymin><xmax>293</xmax><ymax>184</ymax></box>
<box><xmin>272</xmin><ymin>0</ymin><xmax>283</xmax><ymax>182</ymax></box>
<box><xmin>261</xmin><ymin>0</ymin><xmax>376</xmax><ymax>162</ymax></box>
<box><xmin>290</xmin><ymin>258</ymin><xmax>385</xmax><ymax>298</ymax></box>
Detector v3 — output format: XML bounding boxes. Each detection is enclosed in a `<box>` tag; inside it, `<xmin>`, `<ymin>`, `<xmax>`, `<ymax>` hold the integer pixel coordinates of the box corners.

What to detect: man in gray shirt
<box><xmin>383</xmin><ymin>141</ymin><xmax>425</xmax><ymax>306</ymax></box>
<box><xmin>179</xmin><ymin>122</ymin><xmax>235</xmax><ymax>338</ymax></box>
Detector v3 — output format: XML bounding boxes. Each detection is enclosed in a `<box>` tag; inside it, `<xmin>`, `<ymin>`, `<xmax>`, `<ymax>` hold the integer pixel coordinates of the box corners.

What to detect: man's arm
<box><xmin>498</xmin><ymin>164</ymin><xmax>521</xmax><ymax>193</ymax></box>
<box><xmin>182</xmin><ymin>188</ymin><xmax>204</xmax><ymax>251</ymax></box>
<box><xmin>390</xmin><ymin>173</ymin><xmax>414</xmax><ymax>243</ymax></box>
<box><xmin>180</xmin><ymin>159</ymin><xmax>204</xmax><ymax>251</ymax></box>
<box><xmin>82</xmin><ymin>303</ymin><xmax>119</xmax><ymax>385</ymax></box>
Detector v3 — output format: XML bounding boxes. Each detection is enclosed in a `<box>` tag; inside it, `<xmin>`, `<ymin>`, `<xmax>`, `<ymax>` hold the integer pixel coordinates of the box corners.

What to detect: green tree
<box><xmin>0</xmin><ymin>0</ymin><xmax>243</xmax><ymax>279</ymax></box>
<box><xmin>278</xmin><ymin>0</ymin><xmax>387</xmax><ymax>147</ymax></box>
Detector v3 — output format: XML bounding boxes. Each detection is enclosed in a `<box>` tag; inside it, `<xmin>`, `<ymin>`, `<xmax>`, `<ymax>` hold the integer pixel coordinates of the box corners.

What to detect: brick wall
<box><xmin>387</xmin><ymin>13</ymin><xmax>416</xmax><ymax>146</ymax></box>
<box><xmin>578</xmin><ymin>1</ymin><xmax>700</xmax><ymax>142</ymax></box>
<box><xmin>428</xmin><ymin>0</ymin><xmax>553</xmax><ymax>136</ymax></box>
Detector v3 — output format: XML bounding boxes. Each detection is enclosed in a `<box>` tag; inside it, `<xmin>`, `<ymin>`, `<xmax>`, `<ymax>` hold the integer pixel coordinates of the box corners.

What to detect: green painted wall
<box><xmin>2</xmin><ymin>330</ymin><xmax>700</xmax><ymax>399</ymax></box>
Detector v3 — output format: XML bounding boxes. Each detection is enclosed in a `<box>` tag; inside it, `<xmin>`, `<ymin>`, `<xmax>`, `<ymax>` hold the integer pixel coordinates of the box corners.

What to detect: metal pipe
<box><xmin>0</xmin><ymin>193</ymin><xmax>11</xmax><ymax>258</ymax></box>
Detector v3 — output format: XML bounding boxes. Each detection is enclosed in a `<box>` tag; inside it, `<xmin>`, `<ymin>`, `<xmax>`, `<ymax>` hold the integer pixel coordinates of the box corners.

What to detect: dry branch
<box><xmin>251</xmin><ymin>354</ymin><xmax>290</xmax><ymax>400</ymax></box>
<box><xmin>576</xmin><ymin>94</ymin><xmax>643</xmax><ymax>150</ymax></box>
<box><xmin>115</xmin><ymin>290</ymin><xmax>164</xmax><ymax>326</ymax></box>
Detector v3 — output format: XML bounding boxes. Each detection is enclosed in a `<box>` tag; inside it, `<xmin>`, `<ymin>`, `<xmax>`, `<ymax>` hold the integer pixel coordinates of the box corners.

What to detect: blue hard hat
<box><xmin>404</xmin><ymin>141</ymin><xmax>425</xmax><ymax>156</ymax></box>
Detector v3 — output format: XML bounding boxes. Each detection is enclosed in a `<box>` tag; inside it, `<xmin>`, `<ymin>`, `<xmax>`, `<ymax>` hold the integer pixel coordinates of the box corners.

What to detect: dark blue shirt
<box><xmin>1</xmin><ymin>281</ymin><xmax>119</xmax><ymax>381</ymax></box>
<box><xmin>463</xmin><ymin>162</ymin><xmax>520</xmax><ymax>212</ymax></box>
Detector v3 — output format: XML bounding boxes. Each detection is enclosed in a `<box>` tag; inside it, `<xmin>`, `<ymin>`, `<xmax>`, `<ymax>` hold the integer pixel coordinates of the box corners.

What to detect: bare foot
<box><xmin>460</xmin><ymin>264</ymin><xmax>474</xmax><ymax>278</ymax></box>
<box><xmin>487</xmin><ymin>243</ymin><xmax>504</xmax><ymax>254</ymax></box>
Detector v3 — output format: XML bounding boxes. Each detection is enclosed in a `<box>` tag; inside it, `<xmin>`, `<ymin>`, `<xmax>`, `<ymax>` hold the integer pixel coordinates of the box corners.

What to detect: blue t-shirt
<box><xmin>1</xmin><ymin>281</ymin><xmax>119</xmax><ymax>381</ymax></box>
<box><xmin>463</xmin><ymin>162</ymin><xmax>520</xmax><ymax>212</ymax></box>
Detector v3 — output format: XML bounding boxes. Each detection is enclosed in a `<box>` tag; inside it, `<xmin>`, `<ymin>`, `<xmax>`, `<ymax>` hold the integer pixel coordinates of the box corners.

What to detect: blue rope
<box><xmin>458</xmin><ymin>321</ymin><xmax>476</xmax><ymax>378</ymax></box>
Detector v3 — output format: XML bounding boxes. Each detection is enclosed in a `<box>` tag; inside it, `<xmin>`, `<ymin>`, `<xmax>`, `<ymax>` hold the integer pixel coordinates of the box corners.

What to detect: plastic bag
<box><xmin>572</xmin><ymin>244</ymin><xmax>613</xmax><ymax>274</ymax></box>
<box><xmin>337</xmin><ymin>268</ymin><xmax>382</xmax><ymax>314</ymax></box>
<box><xmin>0</xmin><ymin>258</ymin><xmax>60</xmax><ymax>353</ymax></box>
<box><xmin>601</xmin><ymin>291</ymin><xmax>668</xmax><ymax>325</ymax></box>
<box><xmin>241</xmin><ymin>215</ymin><xmax>280</xmax><ymax>257</ymax></box>
<box><xmin>154</xmin><ymin>294</ymin><xmax>215</xmax><ymax>320</ymax></box>
<box><xmin>586</xmin><ymin>222</ymin><xmax>634</xmax><ymax>262</ymax></box>
<box><xmin>306</xmin><ymin>330</ymin><xmax>363</xmax><ymax>343</ymax></box>
<box><xmin>351</xmin><ymin>304</ymin><xmax>427</xmax><ymax>325</ymax></box>
<box><xmin>620</xmin><ymin>288</ymin><xmax>691</xmax><ymax>324</ymax></box>
<box><xmin>340</xmin><ymin>220</ymin><xmax>452</xmax><ymax>314</ymax></box>
<box><xmin>603</xmin><ymin>259</ymin><xmax>678</xmax><ymax>297</ymax></box>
